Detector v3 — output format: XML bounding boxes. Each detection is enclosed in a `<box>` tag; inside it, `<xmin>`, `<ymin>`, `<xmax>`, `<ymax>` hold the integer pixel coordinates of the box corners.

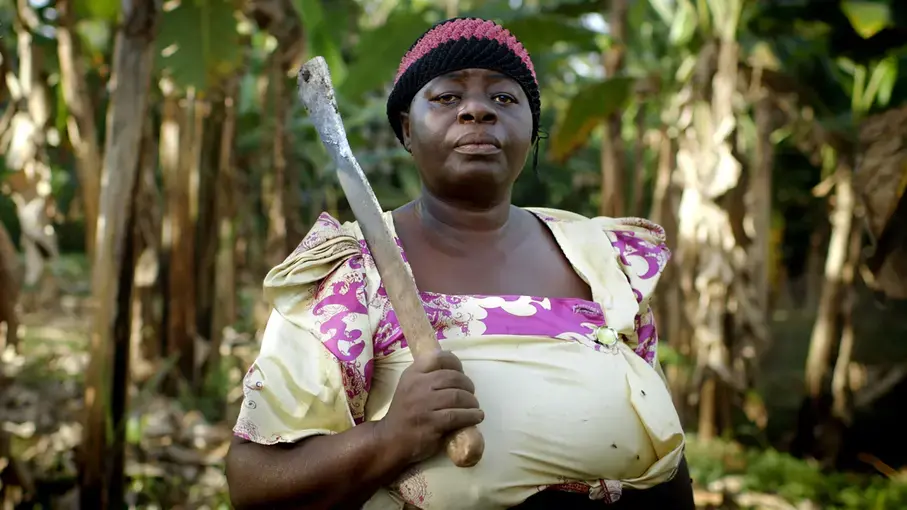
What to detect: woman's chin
<box><xmin>446</xmin><ymin>170</ymin><xmax>511</xmax><ymax>195</ymax></box>
<box><xmin>446</xmin><ymin>158</ymin><xmax>515</xmax><ymax>182</ymax></box>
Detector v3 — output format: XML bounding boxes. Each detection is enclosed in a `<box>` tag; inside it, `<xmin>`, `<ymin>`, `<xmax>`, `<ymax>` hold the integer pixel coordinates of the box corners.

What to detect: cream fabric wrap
<box><xmin>233</xmin><ymin>208</ymin><xmax>685</xmax><ymax>509</ymax></box>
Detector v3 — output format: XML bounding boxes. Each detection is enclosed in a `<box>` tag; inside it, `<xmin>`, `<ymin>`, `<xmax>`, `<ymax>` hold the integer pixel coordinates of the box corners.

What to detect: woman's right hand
<box><xmin>377</xmin><ymin>350</ymin><xmax>484</xmax><ymax>465</ymax></box>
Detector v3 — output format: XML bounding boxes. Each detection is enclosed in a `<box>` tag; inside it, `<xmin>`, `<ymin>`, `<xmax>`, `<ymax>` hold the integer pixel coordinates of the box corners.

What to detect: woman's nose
<box><xmin>458</xmin><ymin>97</ymin><xmax>497</xmax><ymax>125</ymax></box>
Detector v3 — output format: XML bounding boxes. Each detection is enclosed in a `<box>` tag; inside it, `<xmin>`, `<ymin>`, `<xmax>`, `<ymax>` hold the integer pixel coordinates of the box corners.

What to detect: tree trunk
<box><xmin>158</xmin><ymin>78</ymin><xmax>180</xmax><ymax>395</ymax></box>
<box><xmin>195</xmin><ymin>113</ymin><xmax>218</xmax><ymax>381</ymax></box>
<box><xmin>56</xmin><ymin>0</ymin><xmax>102</xmax><ymax>256</ymax></box>
<box><xmin>163</xmin><ymin>89</ymin><xmax>202</xmax><ymax>390</ymax></box>
<box><xmin>0</xmin><ymin>222</ymin><xmax>19</xmax><ymax>351</ymax></box>
<box><xmin>130</xmin><ymin>118</ymin><xmax>162</xmax><ymax>385</ymax></box>
<box><xmin>186</xmin><ymin>97</ymin><xmax>207</xmax><ymax>383</ymax></box>
<box><xmin>698</xmin><ymin>377</ymin><xmax>718</xmax><ymax>440</ymax></box>
<box><xmin>206</xmin><ymin>78</ymin><xmax>240</xmax><ymax>382</ymax></box>
<box><xmin>804</xmin><ymin>161</ymin><xmax>854</xmax><ymax>399</ymax></box>
<box><xmin>804</xmin><ymin>226</ymin><xmax>828</xmax><ymax>310</ymax></box>
<box><xmin>265</xmin><ymin>57</ymin><xmax>290</xmax><ymax>268</ymax></box>
<box><xmin>80</xmin><ymin>0</ymin><xmax>160</xmax><ymax>506</ymax></box>
<box><xmin>599</xmin><ymin>0</ymin><xmax>627</xmax><ymax>217</ymax></box>
<box><xmin>751</xmin><ymin>91</ymin><xmax>774</xmax><ymax>320</ymax></box>
<box><xmin>792</xmin><ymin>157</ymin><xmax>855</xmax><ymax>462</ymax></box>
<box><xmin>246</xmin><ymin>0</ymin><xmax>306</xmax><ymax>287</ymax></box>
<box><xmin>831</xmin><ymin>223</ymin><xmax>862</xmax><ymax>424</ymax></box>
<box><xmin>630</xmin><ymin>102</ymin><xmax>647</xmax><ymax>216</ymax></box>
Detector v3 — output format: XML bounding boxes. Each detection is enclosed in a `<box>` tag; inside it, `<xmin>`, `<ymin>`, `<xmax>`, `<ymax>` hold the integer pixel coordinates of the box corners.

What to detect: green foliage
<box><xmin>155</xmin><ymin>0</ymin><xmax>244</xmax><ymax>93</ymax></box>
<box><xmin>339</xmin><ymin>8</ymin><xmax>435</xmax><ymax>101</ymax></box>
<box><xmin>649</xmin><ymin>0</ymin><xmax>699</xmax><ymax>46</ymax></box>
<box><xmin>841</xmin><ymin>0</ymin><xmax>893</xmax><ymax>38</ymax></box>
<box><xmin>687</xmin><ymin>436</ymin><xmax>907</xmax><ymax>509</ymax></box>
<box><xmin>837</xmin><ymin>55</ymin><xmax>899</xmax><ymax>115</ymax></box>
<box><xmin>75</xmin><ymin>18</ymin><xmax>114</xmax><ymax>58</ymax></box>
<box><xmin>549</xmin><ymin>77</ymin><xmax>636</xmax><ymax>162</ymax></box>
<box><xmin>544</xmin><ymin>0</ymin><xmax>603</xmax><ymax>18</ymax></box>
<box><xmin>496</xmin><ymin>14</ymin><xmax>600</xmax><ymax>56</ymax></box>
<box><xmin>292</xmin><ymin>0</ymin><xmax>353</xmax><ymax>86</ymax></box>
<box><xmin>74</xmin><ymin>0</ymin><xmax>119</xmax><ymax>21</ymax></box>
<box><xmin>0</xmin><ymin>0</ymin><xmax>15</xmax><ymax>31</ymax></box>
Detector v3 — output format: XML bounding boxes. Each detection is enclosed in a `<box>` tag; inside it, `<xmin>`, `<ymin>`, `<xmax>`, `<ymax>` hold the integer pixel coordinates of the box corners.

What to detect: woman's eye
<box><xmin>435</xmin><ymin>94</ymin><xmax>459</xmax><ymax>104</ymax></box>
<box><xmin>493</xmin><ymin>94</ymin><xmax>516</xmax><ymax>104</ymax></box>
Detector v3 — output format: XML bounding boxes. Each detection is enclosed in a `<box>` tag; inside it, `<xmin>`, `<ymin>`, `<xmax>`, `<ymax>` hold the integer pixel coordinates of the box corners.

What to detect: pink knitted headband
<box><xmin>394</xmin><ymin>18</ymin><xmax>538</xmax><ymax>85</ymax></box>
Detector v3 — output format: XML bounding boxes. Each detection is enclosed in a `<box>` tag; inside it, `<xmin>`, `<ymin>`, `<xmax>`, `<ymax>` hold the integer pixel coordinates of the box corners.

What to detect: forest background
<box><xmin>1</xmin><ymin>0</ymin><xmax>907</xmax><ymax>508</ymax></box>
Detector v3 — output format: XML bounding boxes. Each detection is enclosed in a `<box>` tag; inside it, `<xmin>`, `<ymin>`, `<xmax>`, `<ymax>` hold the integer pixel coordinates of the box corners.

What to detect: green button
<box><xmin>596</xmin><ymin>326</ymin><xmax>618</xmax><ymax>346</ymax></box>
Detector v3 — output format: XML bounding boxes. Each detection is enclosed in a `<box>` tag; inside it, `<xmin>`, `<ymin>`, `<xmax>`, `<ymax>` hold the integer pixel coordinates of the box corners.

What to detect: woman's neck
<box><xmin>415</xmin><ymin>189</ymin><xmax>514</xmax><ymax>234</ymax></box>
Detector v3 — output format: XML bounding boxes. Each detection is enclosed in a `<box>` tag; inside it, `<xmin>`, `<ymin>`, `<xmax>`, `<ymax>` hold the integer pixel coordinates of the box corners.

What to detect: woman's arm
<box><xmin>226</xmin><ymin>420</ymin><xmax>407</xmax><ymax>510</ymax></box>
<box><xmin>226</xmin><ymin>350</ymin><xmax>484</xmax><ymax>509</ymax></box>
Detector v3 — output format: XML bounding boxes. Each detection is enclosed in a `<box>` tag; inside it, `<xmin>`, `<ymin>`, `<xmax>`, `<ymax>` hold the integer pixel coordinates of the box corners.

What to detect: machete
<box><xmin>297</xmin><ymin>56</ymin><xmax>485</xmax><ymax>468</ymax></box>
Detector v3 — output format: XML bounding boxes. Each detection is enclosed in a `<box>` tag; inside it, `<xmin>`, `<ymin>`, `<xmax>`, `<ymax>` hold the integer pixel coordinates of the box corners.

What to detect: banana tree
<box><xmin>81</xmin><ymin>0</ymin><xmax>162</xmax><ymax>506</ymax></box>
<box><xmin>799</xmin><ymin>47</ymin><xmax>901</xmax><ymax>463</ymax></box>
<box><xmin>738</xmin><ymin>0</ymin><xmax>907</xmax><ymax>461</ymax></box>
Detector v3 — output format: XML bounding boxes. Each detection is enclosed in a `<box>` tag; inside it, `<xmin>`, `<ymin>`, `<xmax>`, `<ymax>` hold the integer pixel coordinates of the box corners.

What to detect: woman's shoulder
<box><xmin>288</xmin><ymin>212</ymin><xmax>362</xmax><ymax>253</ymax></box>
<box><xmin>525</xmin><ymin>207</ymin><xmax>671</xmax><ymax>287</ymax></box>
<box><xmin>525</xmin><ymin>207</ymin><xmax>668</xmax><ymax>250</ymax></box>
<box><xmin>262</xmin><ymin>212</ymin><xmax>368</xmax><ymax>319</ymax></box>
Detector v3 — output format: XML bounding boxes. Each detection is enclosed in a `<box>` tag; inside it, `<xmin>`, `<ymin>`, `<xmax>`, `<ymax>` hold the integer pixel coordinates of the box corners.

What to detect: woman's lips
<box><xmin>453</xmin><ymin>143</ymin><xmax>502</xmax><ymax>155</ymax></box>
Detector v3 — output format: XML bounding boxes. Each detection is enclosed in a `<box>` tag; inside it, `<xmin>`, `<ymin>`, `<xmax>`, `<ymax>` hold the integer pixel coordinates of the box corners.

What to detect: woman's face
<box><xmin>401</xmin><ymin>68</ymin><xmax>533</xmax><ymax>203</ymax></box>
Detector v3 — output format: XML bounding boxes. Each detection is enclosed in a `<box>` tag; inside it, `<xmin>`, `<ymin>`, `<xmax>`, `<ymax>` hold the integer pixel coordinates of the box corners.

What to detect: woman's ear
<box><xmin>400</xmin><ymin>112</ymin><xmax>412</xmax><ymax>152</ymax></box>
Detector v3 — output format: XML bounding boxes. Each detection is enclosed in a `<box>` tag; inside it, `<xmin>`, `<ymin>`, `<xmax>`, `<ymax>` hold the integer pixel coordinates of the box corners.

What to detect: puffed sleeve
<box><xmin>593</xmin><ymin>217</ymin><xmax>671</xmax><ymax>367</ymax></box>
<box><xmin>232</xmin><ymin>213</ymin><xmax>375</xmax><ymax>445</ymax></box>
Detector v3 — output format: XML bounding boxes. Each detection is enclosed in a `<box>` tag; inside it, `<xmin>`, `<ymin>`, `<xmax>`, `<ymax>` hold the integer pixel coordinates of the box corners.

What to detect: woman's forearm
<box><xmin>226</xmin><ymin>420</ymin><xmax>410</xmax><ymax>509</ymax></box>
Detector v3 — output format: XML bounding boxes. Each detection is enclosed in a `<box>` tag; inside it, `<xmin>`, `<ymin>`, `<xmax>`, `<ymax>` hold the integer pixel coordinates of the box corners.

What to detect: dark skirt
<box><xmin>511</xmin><ymin>457</ymin><xmax>695</xmax><ymax>509</ymax></box>
<box><xmin>511</xmin><ymin>486</ymin><xmax>694</xmax><ymax>509</ymax></box>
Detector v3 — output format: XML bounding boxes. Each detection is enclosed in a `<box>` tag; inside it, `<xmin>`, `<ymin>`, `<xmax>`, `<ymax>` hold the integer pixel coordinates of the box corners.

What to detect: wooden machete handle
<box><xmin>446</xmin><ymin>425</ymin><xmax>485</xmax><ymax>467</ymax></box>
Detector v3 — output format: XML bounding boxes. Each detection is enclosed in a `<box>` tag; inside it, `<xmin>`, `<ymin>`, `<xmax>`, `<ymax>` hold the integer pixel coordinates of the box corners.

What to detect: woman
<box><xmin>225</xmin><ymin>17</ymin><xmax>694</xmax><ymax>510</ymax></box>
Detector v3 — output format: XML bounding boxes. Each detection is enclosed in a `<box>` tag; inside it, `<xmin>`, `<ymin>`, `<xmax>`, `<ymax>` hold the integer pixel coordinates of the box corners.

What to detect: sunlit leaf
<box><xmin>292</xmin><ymin>0</ymin><xmax>324</xmax><ymax>29</ymax></box>
<box><xmin>628</xmin><ymin>0</ymin><xmax>651</xmax><ymax>37</ymax></box>
<box><xmin>504</xmin><ymin>14</ymin><xmax>599</xmax><ymax>55</ymax></box>
<box><xmin>549</xmin><ymin>76</ymin><xmax>637</xmax><ymax>162</ymax></box>
<box><xmin>75</xmin><ymin>19</ymin><xmax>113</xmax><ymax>57</ymax></box>
<box><xmin>874</xmin><ymin>59</ymin><xmax>897</xmax><ymax>107</ymax></box>
<box><xmin>670</xmin><ymin>0</ymin><xmax>698</xmax><ymax>46</ymax></box>
<box><xmin>155</xmin><ymin>0</ymin><xmax>244</xmax><ymax>93</ymax></box>
<box><xmin>648</xmin><ymin>0</ymin><xmax>675</xmax><ymax>26</ymax></box>
<box><xmin>74</xmin><ymin>0</ymin><xmax>119</xmax><ymax>21</ymax></box>
<box><xmin>237</xmin><ymin>71</ymin><xmax>258</xmax><ymax>115</ymax></box>
<box><xmin>340</xmin><ymin>9</ymin><xmax>433</xmax><ymax>101</ymax></box>
<box><xmin>841</xmin><ymin>0</ymin><xmax>891</xmax><ymax>39</ymax></box>
<box><xmin>315</xmin><ymin>30</ymin><xmax>347</xmax><ymax>86</ymax></box>
<box><xmin>55</xmin><ymin>77</ymin><xmax>69</xmax><ymax>134</ymax></box>
<box><xmin>544</xmin><ymin>0</ymin><xmax>603</xmax><ymax>17</ymax></box>
<box><xmin>296</xmin><ymin>0</ymin><xmax>348</xmax><ymax>86</ymax></box>
<box><xmin>860</xmin><ymin>56</ymin><xmax>898</xmax><ymax>111</ymax></box>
